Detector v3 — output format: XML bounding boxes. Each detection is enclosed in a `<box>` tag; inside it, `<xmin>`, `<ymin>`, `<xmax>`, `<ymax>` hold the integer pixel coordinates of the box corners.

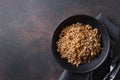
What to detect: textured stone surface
<box><xmin>0</xmin><ymin>0</ymin><xmax>120</xmax><ymax>80</ymax></box>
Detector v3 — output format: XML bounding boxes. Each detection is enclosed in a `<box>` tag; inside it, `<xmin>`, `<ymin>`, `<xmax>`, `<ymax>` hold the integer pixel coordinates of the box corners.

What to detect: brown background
<box><xmin>0</xmin><ymin>0</ymin><xmax>120</xmax><ymax>80</ymax></box>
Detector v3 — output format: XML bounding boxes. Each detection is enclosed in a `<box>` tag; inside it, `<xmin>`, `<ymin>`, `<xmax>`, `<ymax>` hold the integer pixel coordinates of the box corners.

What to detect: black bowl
<box><xmin>52</xmin><ymin>15</ymin><xmax>110</xmax><ymax>73</ymax></box>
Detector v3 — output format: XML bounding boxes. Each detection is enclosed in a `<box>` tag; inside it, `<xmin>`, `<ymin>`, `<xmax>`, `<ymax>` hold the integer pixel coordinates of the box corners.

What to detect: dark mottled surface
<box><xmin>0</xmin><ymin>0</ymin><xmax>120</xmax><ymax>80</ymax></box>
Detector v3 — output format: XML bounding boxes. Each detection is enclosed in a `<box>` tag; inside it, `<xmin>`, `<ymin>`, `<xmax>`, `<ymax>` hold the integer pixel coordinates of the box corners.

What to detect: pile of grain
<box><xmin>57</xmin><ymin>22</ymin><xmax>101</xmax><ymax>67</ymax></box>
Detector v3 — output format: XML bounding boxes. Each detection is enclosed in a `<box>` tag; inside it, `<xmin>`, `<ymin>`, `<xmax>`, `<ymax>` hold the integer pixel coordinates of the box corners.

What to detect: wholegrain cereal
<box><xmin>57</xmin><ymin>22</ymin><xmax>102</xmax><ymax>67</ymax></box>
